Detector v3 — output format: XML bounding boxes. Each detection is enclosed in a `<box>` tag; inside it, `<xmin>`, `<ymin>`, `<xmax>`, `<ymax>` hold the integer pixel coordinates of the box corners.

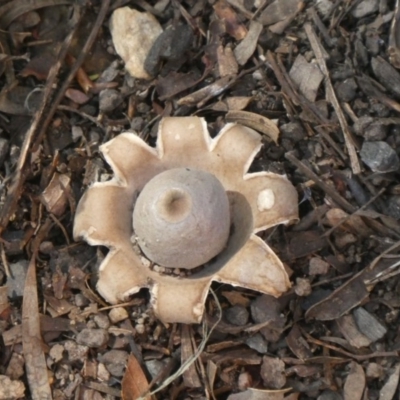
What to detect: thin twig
<box><xmin>304</xmin><ymin>23</ymin><xmax>361</xmax><ymax>174</ymax></box>
<box><xmin>285</xmin><ymin>151</ymin><xmax>356</xmax><ymax>213</ymax></box>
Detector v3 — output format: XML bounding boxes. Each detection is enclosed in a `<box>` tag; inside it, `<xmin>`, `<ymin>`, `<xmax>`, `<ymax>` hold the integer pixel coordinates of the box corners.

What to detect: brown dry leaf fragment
<box><xmin>213</xmin><ymin>0</ymin><xmax>247</xmax><ymax>40</ymax></box>
<box><xmin>305</xmin><ymin>259</ymin><xmax>393</xmax><ymax>321</ymax></box>
<box><xmin>343</xmin><ymin>362</ymin><xmax>365</xmax><ymax>400</ymax></box>
<box><xmin>225</xmin><ymin>111</ymin><xmax>280</xmax><ymax>143</ymax></box>
<box><xmin>41</xmin><ymin>173</ymin><xmax>71</xmax><ymax>217</ymax></box>
<box><xmin>156</xmin><ymin>70</ymin><xmax>202</xmax><ymax>100</ymax></box>
<box><xmin>258</xmin><ymin>0</ymin><xmax>301</xmax><ymax>25</ymax></box>
<box><xmin>22</xmin><ymin>257</ymin><xmax>52</xmax><ymax>400</ymax></box>
<box><xmin>121</xmin><ymin>354</ymin><xmax>152</xmax><ymax>400</ymax></box>
<box><xmin>177</xmin><ymin>75</ymin><xmax>233</xmax><ymax>107</ymax></box>
<box><xmin>379</xmin><ymin>363</ymin><xmax>400</xmax><ymax>400</ymax></box>
<box><xmin>289</xmin><ymin>54</ymin><xmax>323</xmax><ymax>102</ymax></box>
<box><xmin>181</xmin><ymin>325</ymin><xmax>202</xmax><ymax>388</ymax></box>
<box><xmin>286</xmin><ymin>324</ymin><xmax>312</xmax><ymax>360</ymax></box>
<box><xmin>211</xmin><ymin>96</ymin><xmax>252</xmax><ymax>111</ymax></box>
<box><xmin>217</xmin><ymin>45</ymin><xmax>239</xmax><ymax>77</ymax></box>
<box><xmin>234</xmin><ymin>20</ymin><xmax>263</xmax><ymax>66</ymax></box>
<box><xmin>388</xmin><ymin>0</ymin><xmax>400</xmax><ymax>68</ymax></box>
<box><xmin>221</xmin><ymin>290</ymin><xmax>251</xmax><ymax>307</ymax></box>
<box><xmin>0</xmin><ymin>285</ymin><xmax>9</xmax><ymax>317</ymax></box>
<box><xmin>325</xmin><ymin>208</ymin><xmax>372</xmax><ymax>238</ymax></box>
<box><xmin>64</xmin><ymin>88</ymin><xmax>90</xmax><ymax>105</ymax></box>
<box><xmin>336</xmin><ymin>314</ymin><xmax>372</xmax><ymax>348</ymax></box>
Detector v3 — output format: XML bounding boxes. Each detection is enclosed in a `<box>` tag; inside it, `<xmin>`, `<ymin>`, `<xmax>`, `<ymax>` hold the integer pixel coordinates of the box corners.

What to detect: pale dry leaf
<box><xmin>343</xmin><ymin>361</ymin><xmax>365</xmax><ymax>400</ymax></box>
<box><xmin>379</xmin><ymin>363</ymin><xmax>400</xmax><ymax>400</ymax></box>
<box><xmin>22</xmin><ymin>257</ymin><xmax>52</xmax><ymax>400</ymax></box>
<box><xmin>225</xmin><ymin>111</ymin><xmax>280</xmax><ymax>143</ymax></box>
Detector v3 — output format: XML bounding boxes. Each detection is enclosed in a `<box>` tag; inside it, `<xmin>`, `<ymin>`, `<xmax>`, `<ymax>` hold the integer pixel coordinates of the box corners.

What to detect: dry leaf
<box><xmin>181</xmin><ymin>325</ymin><xmax>202</xmax><ymax>388</ymax></box>
<box><xmin>121</xmin><ymin>354</ymin><xmax>152</xmax><ymax>400</ymax></box>
<box><xmin>225</xmin><ymin>111</ymin><xmax>280</xmax><ymax>143</ymax></box>
<box><xmin>379</xmin><ymin>363</ymin><xmax>400</xmax><ymax>400</ymax></box>
<box><xmin>343</xmin><ymin>362</ymin><xmax>365</xmax><ymax>400</ymax></box>
<box><xmin>234</xmin><ymin>20</ymin><xmax>263</xmax><ymax>66</ymax></box>
<box><xmin>22</xmin><ymin>257</ymin><xmax>53</xmax><ymax>400</ymax></box>
<box><xmin>41</xmin><ymin>173</ymin><xmax>71</xmax><ymax>217</ymax></box>
<box><xmin>213</xmin><ymin>0</ymin><xmax>247</xmax><ymax>40</ymax></box>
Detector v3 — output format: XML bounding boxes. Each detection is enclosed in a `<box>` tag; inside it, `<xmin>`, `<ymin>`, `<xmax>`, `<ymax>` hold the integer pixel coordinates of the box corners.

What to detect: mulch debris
<box><xmin>0</xmin><ymin>0</ymin><xmax>400</xmax><ymax>399</ymax></box>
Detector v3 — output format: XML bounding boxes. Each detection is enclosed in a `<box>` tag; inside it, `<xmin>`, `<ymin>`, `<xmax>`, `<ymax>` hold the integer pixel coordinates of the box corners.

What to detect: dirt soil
<box><xmin>1</xmin><ymin>0</ymin><xmax>400</xmax><ymax>399</ymax></box>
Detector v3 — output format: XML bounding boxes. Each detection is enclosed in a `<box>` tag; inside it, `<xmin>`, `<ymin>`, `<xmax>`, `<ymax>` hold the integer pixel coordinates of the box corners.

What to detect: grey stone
<box><xmin>360</xmin><ymin>141</ymin><xmax>399</xmax><ymax>172</ymax></box>
<box><xmin>352</xmin><ymin>0</ymin><xmax>379</xmax><ymax>18</ymax></box>
<box><xmin>245</xmin><ymin>333</ymin><xmax>268</xmax><ymax>354</ymax></box>
<box><xmin>0</xmin><ymin>138</ymin><xmax>9</xmax><ymax>167</ymax></box>
<box><xmin>335</xmin><ymin>78</ymin><xmax>357</xmax><ymax>102</ymax></box>
<box><xmin>317</xmin><ymin>390</ymin><xmax>343</xmax><ymax>400</ymax></box>
<box><xmin>224</xmin><ymin>305</ymin><xmax>249</xmax><ymax>326</ymax></box>
<box><xmin>280</xmin><ymin>122</ymin><xmax>306</xmax><ymax>142</ymax></box>
<box><xmin>76</xmin><ymin>328</ymin><xmax>109</xmax><ymax>348</ymax></box>
<box><xmin>145</xmin><ymin>359</ymin><xmax>167</xmax><ymax>379</ymax></box>
<box><xmin>353</xmin><ymin>116</ymin><xmax>374</xmax><ymax>136</ymax></box>
<box><xmin>99</xmin><ymin>89</ymin><xmax>123</xmax><ymax>113</ymax></box>
<box><xmin>94</xmin><ymin>313</ymin><xmax>111</xmax><ymax>329</ymax></box>
<box><xmin>364</xmin><ymin>123</ymin><xmax>388</xmax><ymax>141</ymax></box>
<box><xmin>98</xmin><ymin>350</ymin><xmax>129</xmax><ymax>377</ymax></box>
<box><xmin>386</xmin><ymin>195</ymin><xmax>400</xmax><ymax>219</ymax></box>
<box><xmin>64</xmin><ymin>340</ymin><xmax>88</xmax><ymax>361</ymax></box>
<box><xmin>6</xmin><ymin>260</ymin><xmax>28</xmax><ymax>299</ymax></box>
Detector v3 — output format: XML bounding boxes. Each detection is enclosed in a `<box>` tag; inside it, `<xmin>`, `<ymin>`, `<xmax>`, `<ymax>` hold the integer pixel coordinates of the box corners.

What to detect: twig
<box><xmin>322</xmin><ymin>188</ymin><xmax>386</xmax><ymax>237</ymax></box>
<box><xmin>0</xmin><ymin>241</ymin><xmax>11</xmax><ymax>277</ymax></box>
<box><xmin>304</xmin><ymin>23</ymin><xmax>361</xmax><ymax>175</ymax></box>
<box><xmin>285</xmin><ymin>151</ymin><xmax>356</xmax><ymax>213</ymax></box>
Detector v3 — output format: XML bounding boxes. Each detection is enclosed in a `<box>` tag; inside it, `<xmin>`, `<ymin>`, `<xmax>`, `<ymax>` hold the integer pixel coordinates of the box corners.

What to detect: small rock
<box><xmin>0</xmin><ymin>375</ymin><xmax>25</xmax><ymax>400</ymax></box>
<box><xmin>366</xmin><ymin>362</ymin><xmax>384</xmax><ymax>379</ymax></box>
<box><xmin>386</xmin><ymin>195</ymin><xmax>400</xmax><ymax>219</ymax></box>
<box><xmin>145</xmin><ymin>359</ymin><xmax>166</xmax><ymax>379</ymax></box>
<box><xmin>352</xmin><ymin>0</ymin><xmax>379</xmax><ymax>18</ymax></box>
<box><xmin>74</xmin><ymin>293</ymin><xmax>89</xmax><ymax>307</ymax></box>
<box><xmin>224</xmin><ymin>305</ymin><xmax>249</xmax><ymax>326</ymax></box>
<box><xmin>364</xmin><ymin>123</ymin><xmax>388</xmax><ymax>141</ymax></box>
<box><xmin>110</xmin><ymin>7</ymin><xmax>163</xmax><ymax>79</ymax></box>
<box><xmin>64</xmin><ymin>340</ymin><xmax>89</xmax><ymax>361</ymax></box>
<box><xmin>5</xmin><ymin>352</ymin><xmax>24</xmax><ymax>380</ymax></box>
<box><xmin>94</xmin><ymin>313</ymin><xmax>111</xmax><ymax>329</ymax></box>
<box><xmin>76</xmin><ymin>328</ymin><xmax>109</xmax><ymax>348</ymax></box>
<box><xmin>280</xmin><ymin>122</ymin><xmax>306</xmax><ymax>142</ymax></box>
<box><xmin>109</xmin><ymin>307</ymin><xmax>129</xmax><ymax>324</ymax></box>
<box><xmin>99</xmin><ymin>89</ymin><xmax>123</xmax><ymax>113</ymax></box>
<box><xmin>353</xmin><ymin>307</ymin><xmax>387</xmax><ymax>341</ymax></box>
<box><xmin>295</xmin><ymin>278</ymin><xmax>312</xmax><ymax>297</ymax></box>
<box><xmin>6</xmin><ymin>260</ymin><xmax>28</xmax><ymax>299</ymax></box>
<box><xmin>353</xmin><ymin>116</ymin><xmax>374</xmax><ymax>136</ymax></box>
<box><xmin>260</xmin><ymin>356</ymin><xmax>286</xmax><ymax>389</ymax></box>
<box><xmin>49</xmin><ymin>344</ymin><xmax>65</xmax><ymax>363</ymax></box>
<box><xmin>0</xmin><ymin>138</ymin><xmax>9</xmax><ymax>167</ymax></box>
<box><xmin>97</xmin><ymin>363</ymin><xmax>111</xmax><ymax>381</ymax></box>
<box><xmin>245</xmin><ymin>333</ymin><xmax>268</xmax><ymax>354</ymax></box>
<box><xmin>334</xmin><ymin>232</ymin><xmax>357</xmax><ymax>249</ymax></box>
<box><xmin>237</xmin><ymin>371</ymin><xmax>252</xmax><ymax>391</ymax></box>
<box><xmin>335</xmin><ymin>78</ymin><xmax>357</xmax><ymax>102</ymax></box>
<box><xmin>98</xmin><ymin>350</ymin><xmax>129</xmax><ymax>377</ymax></box>
<box><xmin>360</xmin><ymin>141</ymin><xmax>399</xmax><ymax>172</ymax></box>
<box><xmin>309</xmin><ymin>257</ymin><xmax>330</xmax><ymax>275</ymax></box>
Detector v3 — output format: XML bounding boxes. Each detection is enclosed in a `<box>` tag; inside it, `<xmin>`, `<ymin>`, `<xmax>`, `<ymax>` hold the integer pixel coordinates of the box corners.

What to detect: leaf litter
<box><xmin>0</xmin><ymin>0</ymin><xmax>400</xmax><ymax>398</ymax></box>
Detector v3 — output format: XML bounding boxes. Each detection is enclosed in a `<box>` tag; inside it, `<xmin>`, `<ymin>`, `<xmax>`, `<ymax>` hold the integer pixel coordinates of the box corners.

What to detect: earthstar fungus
<box><xmin>74</xmin><ymin>117</ymin><xmax>298</xmax><ymax>324</ymax></box>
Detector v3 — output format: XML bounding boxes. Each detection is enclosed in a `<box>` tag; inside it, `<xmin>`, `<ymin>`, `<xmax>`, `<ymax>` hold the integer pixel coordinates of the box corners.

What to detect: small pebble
<box><xmin>360</xmin><ymin>141</ymin><xmax>399</xmax><ymax>172</ymax></box>
<box><xmin>145</xmin><ymin>359</ymin><xmax>166</xmax><ymax>379</ymax></box>
<box><xmin>99</xmin><ymin>89</ymin><xmax>123</xmax><ymax>113</ymax></box>
<box><xmin>109</xmin><ymin>307</ymin><xmax>129</xmax><ymax>324</ymax></box>
<box><xmin>335</xmin><ymin>78</ymin><xmax>357</xmax><ymax>102</ymax></box>
<box><xmin>386</xmin><ymin>195</ymin><xmax>400</xmax><ymax>219</ymax></box>
<box><xmin>76</xmin><ymin>329</ymin><xmax>109</xmax><ymax>348</ymax></box>
<box><xmin>7</xmin><ymin>261</ymin><xmax>28</xmax><ymax>299</ymax></box>
<box><xmin>245</xmin><ymin>333</ymin><xmax>268</xmax><ymax>354</ymax></box>
<box><xmin>294</xmin><ymin>278</ymin><xmax>312</xmax><ymax>297</ymax></box>
<box><xmin>64</xmin><ymin>340</ymin><xmax>89</xmax><ymax>361</ymax></box>
<box><xmin>364</xmin><ymin>123</ymin><xmax>388</xmax><ymax>141</ymax></box>
<box><xmin>94</xmin><ymin>313</ymin><xmax>111</xmax><ymax>329</ymax></box>
<box><xmin>98</xmin><ymin>350</ymin><xmax>129</xmax><ymax>377</ymax></box>
<box><xmin>224</xmin><ymin>305</ymin><xmax>249</xmax><ymax>326</ymax></box>
<box><xmin>135</xmin><ymin>324</ymin><xmax>145</xmax><ymax>334</ymax></box>
<box><xmin>74</xmin><ymin>293</ymin><xmax>89</xmax><ymax>308</ymax></box>
<box><xmin>97</xmin><ymin>363</ymin><xmax>111</xmax><ymax>381</ymax></box>
<box><xmin>0</xmin><ymin>138</ymin><xmax>9</xmax><ymax>167</ymax></box>
<box><xmin>49</xmin><ymin>344</ymin><xmax>64</xmax><ymax>363</ymax></box>
<box><xmin>309</xmin><ymin>257</ymin><xmax>330</xmax><ymax>275</ymax></box>
<box><xmin>0</xmin><ymin>375</ymin><xmax>25</xmax><ymax>399</ymax></box>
